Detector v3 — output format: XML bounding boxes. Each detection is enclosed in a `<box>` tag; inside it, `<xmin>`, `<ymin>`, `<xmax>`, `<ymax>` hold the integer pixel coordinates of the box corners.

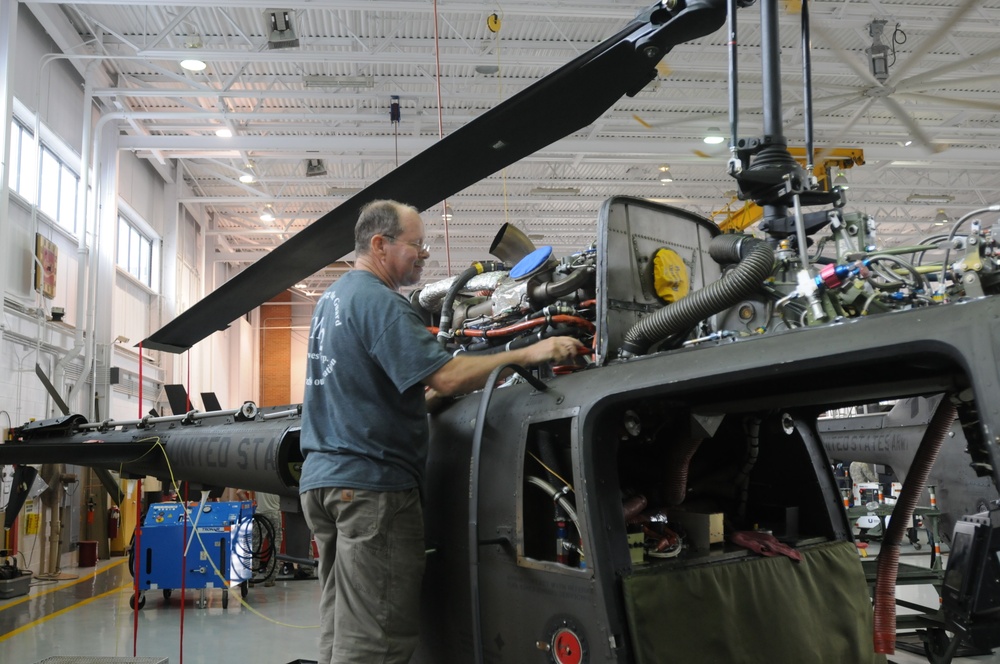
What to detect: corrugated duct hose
<box><xmin>872</xmin><ymin>398</ymin><xmax>958</xmax><ymax>654</ymax></box>
<box><xmin>437</xmin><ymin>261</ymin><xmax>506</xmax><ymax>347</ymax></box>
<box><xmin>620</xmin><ymin>235</ymin><xmax>775</xmax><ymax>356</ymax></box>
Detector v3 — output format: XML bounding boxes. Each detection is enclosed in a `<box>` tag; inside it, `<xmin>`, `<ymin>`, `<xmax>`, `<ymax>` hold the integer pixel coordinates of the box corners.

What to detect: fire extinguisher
<box><xmin>108</xmin><ymin>505</ymin><xmax>121</xmax><ymax>539</ymax></box>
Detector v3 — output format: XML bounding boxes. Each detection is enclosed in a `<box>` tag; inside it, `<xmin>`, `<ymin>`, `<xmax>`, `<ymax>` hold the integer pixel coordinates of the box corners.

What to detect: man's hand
<box><xmin>524</xmin><ymin>336</ymin><xmax>588</xmax><ymax>365</ymax></box>
<box><xmin>425</xmin><ymin>386</ymin><xmax>453</xmax><ymax>414</ymax></box>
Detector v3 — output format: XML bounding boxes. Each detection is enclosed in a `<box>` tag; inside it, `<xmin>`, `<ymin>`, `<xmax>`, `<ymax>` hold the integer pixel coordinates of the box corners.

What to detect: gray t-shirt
<box><xmin>298</xmin><ymin>270</ymin><xmax>452</xmax><ymax>493</ymax></box>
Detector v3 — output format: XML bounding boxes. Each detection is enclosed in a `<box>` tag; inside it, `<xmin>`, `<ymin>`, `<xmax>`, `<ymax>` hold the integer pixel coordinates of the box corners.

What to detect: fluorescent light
<box><xmin>216</xmin><ymin>128</ymin><xmax>233</xmax><ymax>138</ymax></box>
<box><xmin>302</xmin><ymin>75</ymin><xmax>375</xmax><ymax>88</ymax></box>
<box><xmin>180</xmin><ymin>59</ymin><xmax>206</xmax><ymax>71</ymax></box>
<box><xmin>239</xmin><ymin>173</ymin><xmax>255</xmax><ymax>184</ymax></box>
<box><xmin>906</xmin><ymin>193</ymin><xmax>955</xmax><ymax>204</ymax></box>
<box><xmin>529</xmin><ymin>187</ymin><xmax>581</xmax><ymax>196</ymax></box>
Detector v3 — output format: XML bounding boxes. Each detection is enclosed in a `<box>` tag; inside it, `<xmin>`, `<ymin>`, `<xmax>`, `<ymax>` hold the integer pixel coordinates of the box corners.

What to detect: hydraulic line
<box><xmin>526</xmin><ymin>476</ymin><xmax>581</xmax><ymax>534</ymax></box>
<box><xmin>872</xmin><ymin>397</ymin><xmax>957</xmax><ymax>654</ymax></box>
<box><xmin>621</xmin><ymin>236</ymin><xmax>774</xmax><ymax>356</ymax></box>
<box><xmin>468</xmin><ymin>363</ymin><xmax>550</xmax><ymax>664</ymax></box>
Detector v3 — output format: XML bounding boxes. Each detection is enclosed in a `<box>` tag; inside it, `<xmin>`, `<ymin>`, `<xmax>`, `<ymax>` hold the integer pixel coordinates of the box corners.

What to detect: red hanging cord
<box><xmin>133</xmin><ymin>342</ymin><xmax>143</xmax><ymax>655</ymax></box>
<box><xmin>432</xmin><ymin>0</ymin><xmax>452</xmax><ymax>276</ymax></box>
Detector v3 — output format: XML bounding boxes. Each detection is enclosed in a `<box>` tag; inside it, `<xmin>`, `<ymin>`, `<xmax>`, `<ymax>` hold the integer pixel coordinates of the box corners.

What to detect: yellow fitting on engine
<box><xmin>652</xmin><ymin>248</ymin><xmax>689</xmax><ymax>303</ymax></box>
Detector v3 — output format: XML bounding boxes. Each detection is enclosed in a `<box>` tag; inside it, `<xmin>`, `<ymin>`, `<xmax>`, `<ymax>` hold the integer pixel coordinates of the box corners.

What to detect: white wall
<box><xmin>0</xmin><ymin>3</ymin><xmax>248</xmax><ymax>563</ymax></box>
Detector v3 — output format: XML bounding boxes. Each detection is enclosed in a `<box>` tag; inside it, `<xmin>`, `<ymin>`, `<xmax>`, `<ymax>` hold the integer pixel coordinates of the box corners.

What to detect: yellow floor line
<box><xmin>0</xmin><ymin>582</ymin><xmax>131</xmax><ymax>642</ymax></box>
<box><xmin>0</xmin><ymin>558</ymin><xmax>129</xmax><ymax>612</ymax></box>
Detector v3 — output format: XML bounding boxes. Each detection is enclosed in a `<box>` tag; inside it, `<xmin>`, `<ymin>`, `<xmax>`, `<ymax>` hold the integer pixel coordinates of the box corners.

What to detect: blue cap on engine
<box><xmin>510</xmin><ymin>246</ymin><xmax>553</xmax><ymax>280</ymax></box>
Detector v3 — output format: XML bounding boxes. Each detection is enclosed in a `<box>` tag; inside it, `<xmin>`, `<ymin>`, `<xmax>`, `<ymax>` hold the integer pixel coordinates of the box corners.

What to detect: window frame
<box><xmin>116</xmin><ymin>203</ymin><xmax>160</xmax><ymax>292</ymax></box>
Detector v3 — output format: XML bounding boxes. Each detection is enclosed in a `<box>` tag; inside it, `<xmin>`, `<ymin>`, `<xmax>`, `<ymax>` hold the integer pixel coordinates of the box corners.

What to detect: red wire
<box><xmin>133</xmin><ymin>342</ymin><xmax>142</xmax><ymax>655</ymax></box>
<box><xmin>132</xmin><ymin>478</ymin><xmax>141</xmax><ymax>655</ymax></box>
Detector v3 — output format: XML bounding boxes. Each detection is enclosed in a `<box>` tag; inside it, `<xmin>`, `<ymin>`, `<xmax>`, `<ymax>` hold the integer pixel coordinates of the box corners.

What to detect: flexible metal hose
<box><xmin>872</xmin><ymin>398</ymin><xmax>957</xmax><ymax>654</ymax></box>
<box><xmin>437</xmin><ymin>262</ymin><xmax>505</xmax><ymax>345</ymax></box>
<box><xmin>621</xmin><ymin>237</ymin><xmax>774</xmax><ymax>355</ymax></box>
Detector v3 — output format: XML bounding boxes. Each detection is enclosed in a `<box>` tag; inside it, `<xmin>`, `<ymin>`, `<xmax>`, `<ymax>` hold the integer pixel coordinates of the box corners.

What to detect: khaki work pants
<box><xmin>302</xmin><ymin>487</ymin><xmax>425</xmax><ymax>664</ymax></box>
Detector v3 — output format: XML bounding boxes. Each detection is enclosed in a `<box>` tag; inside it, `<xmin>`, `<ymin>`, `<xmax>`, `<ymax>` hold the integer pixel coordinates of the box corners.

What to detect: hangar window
<box><xmin>38</xmin><ymin>146</ymin><xmax>80</xmax><ymax>234</ymax></box>
<box><xmin>8</xmin><ymin>114</ymin><xmax>82</xmax><ymax>236</ymax></box>
<box><xmin>8</xmin><ymin>119</ymin><xmax>37</xmax><ymax>200</ymax></box>
<box><xmin>117</xmin><ymin>214</ymin><xmax>158</xmax><ymax>289</ymax></box>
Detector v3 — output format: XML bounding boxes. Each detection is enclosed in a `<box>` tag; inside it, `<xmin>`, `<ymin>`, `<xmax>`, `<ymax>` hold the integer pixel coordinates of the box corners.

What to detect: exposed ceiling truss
<box><xmin>26</xmin><ymin>0</ymin><xmax>1000</xmax><ymax>294</ymax></box>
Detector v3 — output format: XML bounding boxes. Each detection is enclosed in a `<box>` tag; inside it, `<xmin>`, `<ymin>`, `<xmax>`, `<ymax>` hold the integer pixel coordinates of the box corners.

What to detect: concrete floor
<box><xmin>0</xmin><ymin>558</ymin><xmax>321</xmax><ymax>664</ymax></box>
<box><xmin>1</xmin><ymin>540</ymin><xmax>998</xmax><ymax>664</ymax></box>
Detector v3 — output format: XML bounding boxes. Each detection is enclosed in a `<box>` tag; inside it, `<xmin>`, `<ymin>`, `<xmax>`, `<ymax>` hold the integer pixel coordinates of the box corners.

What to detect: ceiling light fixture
<box><xmin>442</xmin><ymin>204</ymin><xmax>453</xmax><ymax>222</ymax></box>
<box><xmin>260</xmin><ymin>207</ymin><xmax>275</xmax><ymax>223</ymax></box>
<box><xmin>865</xmin><ymin>19</ymin><xmax>891</xmax><ymax>83</ymax></box>
<box><xmin>305</xmin><ymin>158</ymin><xmax>327</xmax><ymax>177</ymax></box>
<box><xmin>180</xmin><ymin>59</ymin><xmax>207</xmax><ymax>71</ymax></box>
<box><xmin>832</xmin><ymin>171</ymin><xmax>849</xmax><ymax>189</ymax></box>
<box><xmin>265</xmin><ymin>8</ymin><xmax>300</xmax><ymax>50</ymax></box>
<box><xmin>475</xmin><ymin>64</ymin><xmax>500</xmax><ymax>75</ymax></box>
<box><xmin>934</xmin><ymin>209</ymin><xmax>949</xmax><ymax>226</ymax></box>
<box><xmin>216</xmin><ymin>127</ymin><xmax>233</xmax><ymax>138</ymax></box>
<box><xmin>906</xmin><ymin>193</ymin><xmax>955</xmax><ymax>204</ymax></box>
<box><xmin>658</xmin><ymin>164</ymin><xmax>672</xmax><ymax>183</ymax></box>
<box><xmin>239</xmin><ymin>173</ymin><xmax>255</xmax><ymax>184</ymax></box>
<box><xmin>703</xmin><ymin>127</ymin><xmax>725</xmax><ymax>145</ymax></box>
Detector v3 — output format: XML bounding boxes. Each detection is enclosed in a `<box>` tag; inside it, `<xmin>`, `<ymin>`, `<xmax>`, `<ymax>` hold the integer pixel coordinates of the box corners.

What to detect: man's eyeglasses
<box><xmin>383</xmin><ymin>235</ymin><xmax>430</xmax><ymax>254</ymax></box>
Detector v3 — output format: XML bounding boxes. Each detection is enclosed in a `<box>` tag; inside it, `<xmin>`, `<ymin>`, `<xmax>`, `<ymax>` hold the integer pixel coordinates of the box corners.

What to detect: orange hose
<box><xmin>872</xmin><ymin>398</ymin><xmax>957</xmax><ymax>654</ymax></box>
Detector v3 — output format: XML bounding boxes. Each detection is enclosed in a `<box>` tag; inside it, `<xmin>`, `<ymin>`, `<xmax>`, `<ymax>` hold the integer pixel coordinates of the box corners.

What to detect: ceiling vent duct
<box><xmin>265</xmin><ymin>9</ymin><xmax>299</xmax><ymax>50</ymax></box>
<box><xmin>305</xmin><ymin>159</ymin><xmax>327</xmax><ymax>177</ymax></box>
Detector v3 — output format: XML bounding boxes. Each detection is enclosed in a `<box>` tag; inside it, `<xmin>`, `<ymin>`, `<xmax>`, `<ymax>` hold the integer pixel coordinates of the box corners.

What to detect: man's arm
<box><xmin>424</xmin><ymin>336</ymin><xmax>587</xmax><ymax>397</ymax></box>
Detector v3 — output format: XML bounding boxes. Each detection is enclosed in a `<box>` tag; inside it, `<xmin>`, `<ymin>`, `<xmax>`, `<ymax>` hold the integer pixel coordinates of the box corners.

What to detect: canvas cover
<box><xmin>621</xmin><ymin>540</ymin><xmax>886</xmax><ymax>663</ymax></box>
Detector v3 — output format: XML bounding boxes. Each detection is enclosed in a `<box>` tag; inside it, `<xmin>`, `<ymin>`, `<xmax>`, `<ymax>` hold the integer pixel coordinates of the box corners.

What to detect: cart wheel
<box><xmin>923</xmin><ymin>628</ymin><xmax>956</xmax><ymax>664</ymax></box>
<box><xmin>222</xmin><ymin>589</ymin><xmax>229</xmax><ymax>609</ymax></box>
<box><xmin>913</xmin><ymin>541</ymin><xmax>922</xmax><ymax>550</ymax></box>
<box><xmin>129</xmin><ymin>593</ymin><xmax>146</xmax><ymax>610</ymax></box>
<box><xmin>163</xmin><ymin>589</ymin><xmax>172</xmax><ymax>600</ymax></box>
<box><xmin>240</xmin><ymin>581</ymin><xmax>249</xmax><ymax>598</ymax></box>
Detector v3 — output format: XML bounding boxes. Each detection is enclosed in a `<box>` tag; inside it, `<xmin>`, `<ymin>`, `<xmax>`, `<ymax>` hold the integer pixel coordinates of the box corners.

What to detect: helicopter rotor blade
<box><xmin>35</xmin><ymin>363</ymin><xmax>70</xmax><ymax>416</ymax></box>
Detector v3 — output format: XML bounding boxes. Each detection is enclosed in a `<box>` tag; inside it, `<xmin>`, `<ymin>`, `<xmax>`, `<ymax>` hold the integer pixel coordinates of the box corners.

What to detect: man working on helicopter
<box><xmin>298</xmin><ymin>199</ymin><xmax>585</xmax><ymax>664</ymax></box>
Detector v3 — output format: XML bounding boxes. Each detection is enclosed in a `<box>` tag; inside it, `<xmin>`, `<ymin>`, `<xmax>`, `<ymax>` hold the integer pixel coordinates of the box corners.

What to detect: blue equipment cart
<box><xmin>131</xmin><ymin>500</ymin><xmax>254</xmax><ymax>609</ymax></box>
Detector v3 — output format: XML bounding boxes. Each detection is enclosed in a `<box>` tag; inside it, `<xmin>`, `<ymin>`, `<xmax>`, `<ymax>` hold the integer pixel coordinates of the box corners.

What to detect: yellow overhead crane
<box><xmin>714</xmin><ymin>147</ymin><xmax>865</xmax><ymax>233</ymax></box>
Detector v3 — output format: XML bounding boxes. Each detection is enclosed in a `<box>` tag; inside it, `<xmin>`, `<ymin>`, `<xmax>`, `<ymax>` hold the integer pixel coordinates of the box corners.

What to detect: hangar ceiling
<box><xmin>25</xmin><ymin>0</ymin><xmax>1000</xmax><ymax>294</ymax></box>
